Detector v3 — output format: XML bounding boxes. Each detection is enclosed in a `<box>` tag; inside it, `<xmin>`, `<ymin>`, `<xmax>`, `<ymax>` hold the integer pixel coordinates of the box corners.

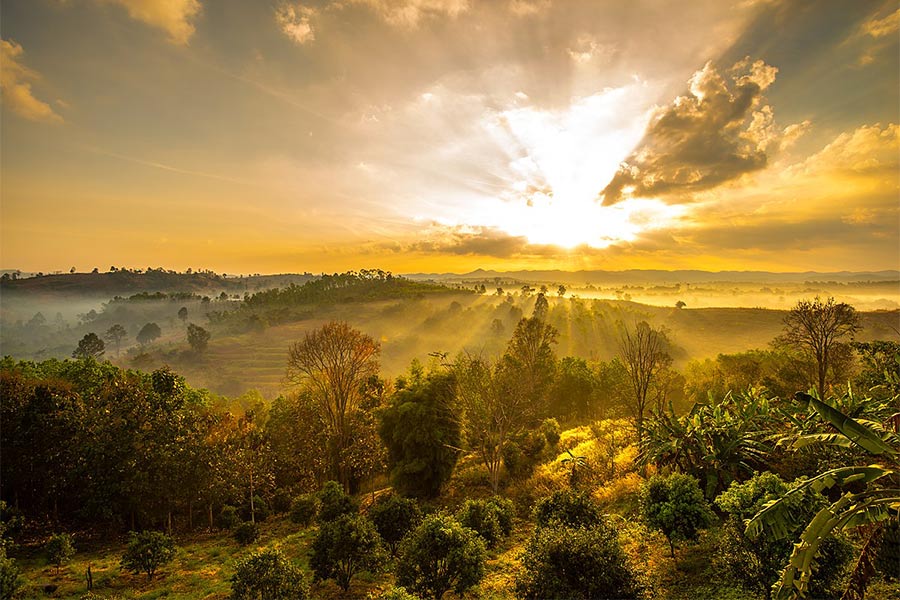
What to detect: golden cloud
<box><xmin>100</xmin><ymin>0</ymin><xmax>202</xmax><ymax>45</ymax></box>
<box><xmin>0</xmin><ymin>39</ymin><xmax>63</xmax><ymax>123</ymax></box>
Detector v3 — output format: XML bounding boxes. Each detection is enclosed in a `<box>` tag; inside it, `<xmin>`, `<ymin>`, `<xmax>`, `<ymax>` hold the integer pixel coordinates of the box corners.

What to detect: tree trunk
<box><xmin>167</xmin><ymin>510</ymin><xmax>172</xmax><ymax>534</ymax></box>
<box><xmin>249</xmin><ymin>468</ymin><xmax>256</xmax><ymax>524</ymax></box>
<box><xmin>208</xmin><ymin>503</ymin><xmax>214</xmax><ymax>530</ymax></box>
<box><xmin>188</xmin><ymin>499</ymin><xmax>193</xmax><ymax>531</ymax></box>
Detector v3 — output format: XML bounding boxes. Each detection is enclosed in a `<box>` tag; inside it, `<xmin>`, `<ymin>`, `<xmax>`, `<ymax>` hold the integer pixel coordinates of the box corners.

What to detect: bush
<box><xmin>516</xmin><ymin>521</ymin><xmax>640</xmax><ymax>600</ymax></box>
<box><xmin>0</xmin><ymin>554</ymin><xmax>22</xmax><ymax>600</ymax></box>
<box><xmin>456</xmin><ymin>499</ymin><xmax>510</xmax><ymax>548</ymax></box>
<box><xmin>290</xmin><ymin>494</ymin><xmax>319</xmax><ymax>527</ymax></box>
<box><xmin>367</xmin><ymin>586</ymin><xmax>420</xmax><ymax>600</ymax></box>
<box><xmin>46</xmin><ymin>533</ymin><xmax>75</xmax><ymax>575</ymax></box>
<box><xmin>876</xmin><ymin>519</ymin><xmax>900</xmax><ymax>580</ymax></box>
<box><xmin>534</xmin><ymin>489</ymin><xmax>603</xmax><ymax>529</ymax></box>
<box><xmin>318</xmin><ymin>481</ymin><xmax>357</xmax><ymax>523</ymax></box>
<box><xmin>241</xmin><ymin>496</ymin><xmax>269</xmax><ymax>523</ymax></box>
<box><xmin>540</xmin><ymin>418</ymin><xmax>561</xmax><ymax>446</ymax></box>
<box><xmin>234</xmin><ymin>522</ymin><xmax>260</xmax><ymax>546</ymax></box>
<box><xmin>714</xmin><ymin>471</ymin><xmax>853</xmax><ymax>598</ymax></box>
<box><xmin>503</xmin><ymin>431</ymin><xmax>547</xmax><ymax>480</ymax></box>
<box><xmin>120</xmin><ymin>531</ymin><xmax>176</xmax><ymax>581</ymax></box>
<box><xmin>369</xmin><ymin>494</ymin><xmax>422</xmax><ymax>556</ymax></box>
<box><xmin>396</xmin><ymin>513</ymin><xmax>486</xmax><ymax>600</ymax></box>
<box><xmin>230</xmin><ymin>547</ymin><xmax>308</xmax><ymax>600</ymax></box>
<box><xmin>271</xmin><ymin>489</ymin><xmax>292</xmax><ymax>514</ymax></box>
<box><xmin>486</xmin><ymin>496</ymin><xmax>515</xmax><ymax>536</ymax></box>
<box><xmin>640</xmin><ymin>473</ymin><xmax>712</xmax><ymax>556</ymax></box>
<box><xmin>310</xmin><ymin>513</ymin><xmax>385</xmax><ymax>592</ymax></box>
<box><xmin>219</xmin><ymin>505</ymin><xmax>240</xmax><ymax>530</ymax></box>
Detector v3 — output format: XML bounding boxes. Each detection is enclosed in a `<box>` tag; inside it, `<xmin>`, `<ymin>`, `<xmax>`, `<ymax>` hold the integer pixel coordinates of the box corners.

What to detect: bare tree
<box><xmin>779</xmin><ymin>296</ymin><xmax>860</xmax><ymax>399</ymax></box>
<box><xmin>286</xmin><ymin>321</ymin><xmax>380</xmax><ymax>490</ymax></box>
<box><xmin>617</xmin><ymin>321</ymin><xmax>672</xmax><ymax>446</ymax></box>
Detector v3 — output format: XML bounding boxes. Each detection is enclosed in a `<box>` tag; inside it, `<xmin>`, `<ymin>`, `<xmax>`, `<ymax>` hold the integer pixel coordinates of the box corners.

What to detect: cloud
<box><xmin>403</xmin><ymin>224</ymin><xmax>562</xmax><ymax>258</ymax></box>
<box><xmin>349</xmin><ymin>0</ymin><xmax>469</xmax><ymax>28</ymax></box>
<box><xmin>100</xmin><ymin>0</ymin><xmax>202</xmax><ymax>44</ymax></box>
<box><xmin>276</xmin><ymin>2</ymin><xmax>315</xmax><ymax>45</ymax></box>
<box><xmin>0</xmin><ymin>39</ymin><xmax>63</xmax><ymax>123</ymax></box>
<box><xmin>567</xmin><ymin>35</ymin><xmax>616</xmax><ymax>64</ymax></box>
<box><xmin>509</xmin><ymin>0</ymin><xmax>551</xmax><ymax>17</ymax></box>
<box><xmin>862</xmin><ymin>8</ymin><xmax>899</xmax><ymax>38</ymax></box>
<box><xmin>601</xmin><ymin>57</ymin><xmax>800</xmax><ymax>205</ymax></box>
<box><xmin>788</xmin><ymin>123</ymin><xmax>899</xmax><ymax>176</ymax></box>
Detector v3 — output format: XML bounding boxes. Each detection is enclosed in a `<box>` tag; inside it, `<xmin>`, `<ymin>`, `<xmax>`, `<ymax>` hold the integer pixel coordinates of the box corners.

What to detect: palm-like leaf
<box><xmin>794</xmin><ymin>392</ymin><xmax>898</xmax><ymax>457</ymax></box>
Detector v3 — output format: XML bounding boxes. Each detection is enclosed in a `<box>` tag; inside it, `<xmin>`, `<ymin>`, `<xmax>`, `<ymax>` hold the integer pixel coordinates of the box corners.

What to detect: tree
<box><xmin>640</xmin><ymin>473</ymin><xmax>712</xmax><ymax>556</ymax></box>
<box><xmin>532</xmin><ymin>292</ymin><xmax>549</xmax><ymax>320</ymax></box>
<box><xmin>516</xmin><ymin>521</ymin><xmax>640</xmax><ymax>600</ymax></box>
<box><xmin>369</xmin><ymin>494</ymin><xmax>422</xmax><ymax>556</ymax></box>
<box><xmin>310</xmin><ymin>513</ymin><xmax>385</xmax><ymax>592</ymax></box>
<box><xmin>45</xmin><ymin>533</ymin><xmax>75</xmax><ymax>575</ymax></box>
<box><xmin>533</xmin><ymin>489</ymin><xmax>604</xmax><ymax>529</ymax></box>
<box><xmin>396</xmin><ymin>514</ymin><xmax>486</xmax><ymax>600</ymax></box>
<box><xmin>317</xmin><ymin>480</ymin><xmax>357</xmax><ymax>523</ymax></box>
<box><xmin>187</xmin><ymin>323</ymin><xmax>210</xmax><ymax>353</ymax></box>
<box><xmin>747</xmin><ymin>392</ymin><xmax>899</xmax><ymax>600</ymax></box>
<box><xmin>104</xmin><ymin>324</ymin><xmax>127</xmax><ymax>357</ymax></box>
<box><xmin>120</xmin><ymin>531</ymin><xmax>176</xmax><ymax>581</ymax></box>
<box><xmin>617</xmin><ymin>321</ymin><xmax>671</xmax><ymax>446</ymax></box>
<box><xmin>286</xmin><ymin>321</ymin><xmax>380</xmax><ymax>489</ymax></box>
<box><xmin>455</xmin><ymin>499</ymin><xmax>510</xmax><ymax>548</ymax></box>
<box><xmin>178</xmin><ymin>306</ymin><xmax>188</xmax><ymax>324</ymax></box>
<box><xmin>501</xmin><ymin>317</ymin><xmax>558</xmax><ymax>415</ymax></box>
<box><xmin>72</xmin><ymin>333</ymin><xmax>105</xmax><ymax>359</ymax></box>
<box><xmin>557</xmin><ymin>285</ymin><xmax>566</xmax><ymax>297</ymax></box>
<box><xmin>136</xmin><ymin>322</ymin><xmax>162</xmax><ymax>346</ymax></box>
<box><xmin>379</xmin><ymin>372</ymin><xmax>461</xmax><ymax>498</ymax></box>
<box><xmin>778</xmin><ymin>296</ymin><xmax>860</xmax><ymax>399</ymax></box>
<box><xmin>231</xmin><ymin>548</ymin><xmax>309</xmax><ymax>600</ymax></box>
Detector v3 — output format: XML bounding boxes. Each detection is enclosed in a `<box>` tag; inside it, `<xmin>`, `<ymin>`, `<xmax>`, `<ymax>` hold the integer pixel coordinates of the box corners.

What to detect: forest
<box><xmin>1</xmin><ymin>272</ymin><xmax>899</xmax><ymax>600</ymax></box>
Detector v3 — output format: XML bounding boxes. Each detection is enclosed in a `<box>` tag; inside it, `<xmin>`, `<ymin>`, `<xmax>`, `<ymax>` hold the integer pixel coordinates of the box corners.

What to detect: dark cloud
<box><xmin>601</xmin><ymin>58</ymin><xmax>784</xmax><ymax>205</ymax></box>
<box><xmin>405</xmin><ymin>225</ymin><xmax>562</xmax><ymax>258</ymax></box>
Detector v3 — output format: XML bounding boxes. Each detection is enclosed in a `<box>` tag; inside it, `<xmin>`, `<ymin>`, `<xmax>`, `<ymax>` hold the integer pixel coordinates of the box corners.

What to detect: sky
<box><xmin>1</xmin><ymin>0</ymin><xmax>898</xmax><ymax>274</ymax></box>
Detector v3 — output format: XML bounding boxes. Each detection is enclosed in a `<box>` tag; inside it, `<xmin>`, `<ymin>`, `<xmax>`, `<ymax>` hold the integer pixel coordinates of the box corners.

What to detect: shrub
<box><xmin>46</xmin><ymin>533</ymin><xmax>75</xmax><ymax>575</ymax></box>
<box><xmin>369</xmin><ymin>494</ymin><xmax>422</xmax><ymax>556</ymax></box>
<box><xmin>241</xmin><ymin>496</ymin><xmax>269</xmax><ymax>523</ymax></box>
<box><xmin>271</xmin><ymin>489</ymin><xmax>292</xmax><ymax>514</ymax></box>
<box><xmin>290</xmin><ymin>494</ymin><xmax>319</xmax><ymax>527</ymax></box>
<box><xmin>230</xmin><ymin>547</ymin><xmax>308</xmax><ymax>600</ymax></box>
<box><xmin>516</xmin><ymin>521</ymin><xmax>640</xmax><ymax>600</ymax></box>
<box><xmin>714</xmin><ymin>471</ymin><xmax>853</xmax><ymax>598</ymax></box>
<box><xmin>0</xmin><ymin>554</ymin><xmax>22</xmax><ymax>600</ymax></box>
<box><xmin>396</xmin><ymin>513</ymin><xmax>486</xmax><ymax>600</ymax></box>
<box><xmin>540</xmin><ymin>418</ymin><xmax>561</xmax><ymax>446</ymax></box>
<box><xmin>234</xmin><ymin>522</ymin><xmax>260</xmax><ymax>546</ymax></box>
<box><xmin>120</xmin><ymin>531</ymin><xmax>176</xmax><ymax>581</ymax></box>
<box><xmin>318</xmin><ymin>481</ymin><xmax>357</xmax><ymax>523</ymax></box>
<box><xmin>876</xmin><ymin>520</ymin><xmax>900</xmax><ymax>580</ymax></box>
<box><xmin>456</xmin><ymin>499</ymin><xmax>514</xmax><ymax>548</ymax></box>
<box><xmin>367</xmin><ymin>586</ymin><xmax>420</xmax><ymax>600</ymax></box>
<box><xmin>219</xmin><ymin>505</ymin><xmax>240</xmax><ymax>530</ymax></box>
<box><xmin>310</xmin><ymin>513</ymin><xmax>385</xmax><ymax>592</ymax></box>
<box><xmin>533</xmin><ymin>489</ymin><xmax>603</xmax><ymax>529</ymax></box>
<box><xmin>640</xmin><ymin>473</ymin><xmax>712</xmax><ymax>557</ymax></box>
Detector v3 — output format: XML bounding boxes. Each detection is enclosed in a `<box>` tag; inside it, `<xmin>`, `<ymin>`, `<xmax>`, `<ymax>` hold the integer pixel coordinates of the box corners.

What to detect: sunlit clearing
<box><xmin>471</xmin><ymin>84</ymin><xmax>666</xmax><ymax>247</ymax></box>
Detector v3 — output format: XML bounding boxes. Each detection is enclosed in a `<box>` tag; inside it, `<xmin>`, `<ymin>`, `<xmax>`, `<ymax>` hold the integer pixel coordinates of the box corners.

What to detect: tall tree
<box><xmin>136</xmin><ymin>322</ymin><xmax>162</xmax><ymax>347</ymax></box>
<box><xmin>778</xmin><ymin>297</ymin><xmax>860</xmax><ymax>399</ymax></box>
<box><xmin>104</xmin><ymin>324</ymin><xmax>127</xmax><ymax>357</ymax></box>
<box><xmin>286</xmin><ymin>321</ymin><xmax>380</xmax><ymax>490</ymax></box>
<box><xmin>73</xmin><ymin>333</ymin><xmax>105</xmax><ymax>359</ymax></box>
<box><xmin>187</xmin><ymin>323</ymin><xmax>210</xmax><ymax>353</ymax></box>
<box><xmin>501</xmin><ymin>316</ymin><xmax>558</xmax><ymax>416</ymax></box>
<box><xmin>617</xmin><ymin>321</ymin><xmax>671</xmax><ymax>446</ymax></box>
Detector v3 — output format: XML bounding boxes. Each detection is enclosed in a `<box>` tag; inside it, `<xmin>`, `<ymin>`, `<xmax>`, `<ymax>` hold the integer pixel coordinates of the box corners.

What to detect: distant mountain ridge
<box><xmin>403</xmin><ymin>269</ymin><xmax>900</xmax><ymax>285</ymax></box>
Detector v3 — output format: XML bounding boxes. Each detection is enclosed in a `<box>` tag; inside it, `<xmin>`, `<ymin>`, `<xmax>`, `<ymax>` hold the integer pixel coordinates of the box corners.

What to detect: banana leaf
<box><xmin>794</xmin><ymin>392</ymin><xmax>898</xmax><ymax>457</ymax></box>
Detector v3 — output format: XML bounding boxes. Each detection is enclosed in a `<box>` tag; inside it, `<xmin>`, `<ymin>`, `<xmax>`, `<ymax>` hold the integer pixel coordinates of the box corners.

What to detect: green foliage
<box><xmin>187</xmin><ymin>323</ymin><xmax>211</xmax><ymax>352</ymax></box>
<box><xmin>640</xmin><ymin>473</ymin><xmax>712</xmax><ymax>556</ymax></box>
<box><xmin>119</xmin><ymin>531</ymin><xmax>176</xmax><ymax>581</ymax></box>
<box><xmin>852</xmin><ymin>340</ymin><xmax>900</xmax><ymax>397</ymax></box>
<box><xmin>45</xmin><ymin>533</ymin><xmax>75</xmax><ymax>574</ymax></box>
<box><xmin>369</xmin><ymin>494</ymin><xmax>422</xmax><ymax>556</ymax></box>
<box><xmin>486</xmin><ymin>496</ymin><xmax>515</xmax><ymax>536</ymax></box>
<box><xmin>540</xmin><ymin>418</ymin><xmax>561</xmax><ymax>446</ymax></box>
<box><xmin>456</xmin><ymin>499</ymin><xmax>504</xmax><ymax>548</ymax></box>
<box><xmin>317</xmin><ymin>481</ymin><xmax>357</xmax><ymax>523</ymax></box>
<box><xmin>639</xmin><ymin>389</ymin><xmax>774</xmax><ymax>498</ymax></box>
<box><xmin>515</xmin><ymin>520</ymin><xmax>640</xmax><ymax>600</ymax></box>
<box><xmin>219</xmin><ymin>505</ymin><xmax>240</xmax><ymax>530</ymax></box>
<box><xmin>230</xmin><ymin>547</ymin><xmax>309</xmax><ymax>600</ymax></box>
<box><xmin>396</xmin><ymin>513</ymin><xmax>486</xmax><ymax>600</ymax></box>
<box><xmin>875</xmin><ymin>520</ymin><xmax>900</xmax><ymax>580</ymax></box>
<box><xmin>368</xmin><ymin>586</ymin><xmax>421</xmax><ymax>600</ymax></box>
<box><xmin>501</xmin><ymin>430</ymin><xmax>546</xmax><ymax>480</ymax></box>
<box><xmin>310</xmin><ymin>513</ymin><xmax>386</xmax><ymax>592</ymax></box>
<box><xmin>289</xmin><ymin>494</ymin><xmax>319</xmax><ymax>527</ymax></box>
<box><xmin>234</xmin><ymin>522</ymin><xmax>260</xmax><ymax>546</ymax></box>
<box><xmin>379</xmin><ymin>373</ymin><xmax>461</xmax><ymax>498</ymax></box>
<box><xmin>242</xmin><ymin>496</ymin><xmax>269</xmax><ymax>523</ymax></box>
<box><xmin>549</xmin><ymin>357</ymin><xmax>596</xmax><ymax>419</ymax></box>
<box><xmin>533</xmin><ymin>489</ymin><xmax>603</xmax><ymax>529</ymax></box>
<box><xmin>715</xmin><ymin>471</ymin><xmax>853</xmax><ymax>600</ymax></box>
<box><xmin>0</xmin><ymin>554</ymin><xmax>22</xmax><ymax>600</ymax></box>
<box><xmin>73</xmin><ymin>333</ymin><xmax>105</xmax><ymax>359</ymax></box>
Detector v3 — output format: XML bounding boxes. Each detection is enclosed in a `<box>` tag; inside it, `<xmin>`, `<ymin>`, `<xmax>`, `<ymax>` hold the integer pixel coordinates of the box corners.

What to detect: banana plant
<box><xmin>746</xmin><ymin>392</ymin><xmax>899</xmax><ymax>600</ymax></box>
